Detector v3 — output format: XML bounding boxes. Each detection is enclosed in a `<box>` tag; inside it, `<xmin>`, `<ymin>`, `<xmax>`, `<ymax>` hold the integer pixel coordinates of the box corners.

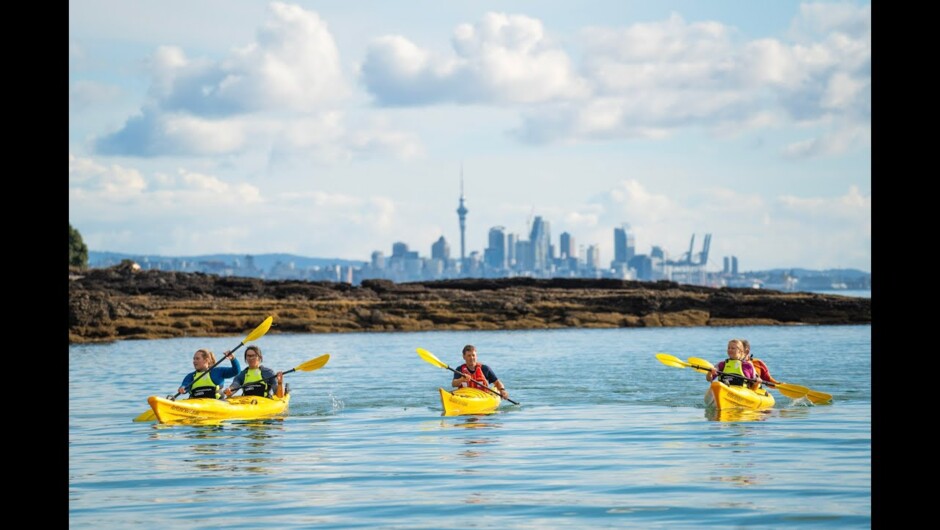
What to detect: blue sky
<box><xmin>69</xmin><ymin>0</ymin><xmax>871</xmax><ymax>272</ymax></box>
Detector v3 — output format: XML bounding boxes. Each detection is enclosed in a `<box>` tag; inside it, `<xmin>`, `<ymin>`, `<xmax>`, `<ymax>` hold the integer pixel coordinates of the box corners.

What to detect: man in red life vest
<box><xmin>452</xmin><ymin>344</ymin><xmax>509</xmax><ymax>399</ymax></box>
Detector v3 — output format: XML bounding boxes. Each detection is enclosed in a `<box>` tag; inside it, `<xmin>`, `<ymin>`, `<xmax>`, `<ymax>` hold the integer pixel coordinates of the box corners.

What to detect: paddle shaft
<box><xmin>688</xmin><ymin>358</ymin><xmax>812</xmax><ymax>394</ymax></box>
<box><xmin>175</xmin><ymin>345</ymin><xmax>245</xmax><ymax>400</ymax></box>
<box><xmin>687</xmin><ymin>360</ymin><xmax>768</xmax><ymax>387</ymax></box>
<box><xmin>226</xmin><ymin>354</ymin><xmax>330</xmax><ymax>397</ymax></box>
<box><xmin>656</xmin><ymin>353</ymin><xmax>831</xmax><ymax>404</ymax></box>
<box><xmin>445</xmin><ymin>365</ymin><xmax>519</xmax><ymax>405</ymax></box>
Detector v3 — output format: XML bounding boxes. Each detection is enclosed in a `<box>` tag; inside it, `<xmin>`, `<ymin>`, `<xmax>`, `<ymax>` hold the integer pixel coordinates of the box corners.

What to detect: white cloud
<box><xmin>70</xmin><ymin>81</ymin><xmax>124</xmax><ymax>113</ymax></box>
<box><xmin>148</xmin><ymin>2</ymin><xmax>347</xmax><ymax>115</ymax></box>
<box><xmin>361</xmin><ymin>12</ymin><xmax>588</xmax><ymax>105</ymax></box>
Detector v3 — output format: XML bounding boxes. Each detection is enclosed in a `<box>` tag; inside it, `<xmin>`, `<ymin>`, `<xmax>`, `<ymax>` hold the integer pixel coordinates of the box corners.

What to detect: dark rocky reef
<box><xmin>68</xmin><ymin>265</ymin><xmax>871</xmax><ymax>344</ymax></box>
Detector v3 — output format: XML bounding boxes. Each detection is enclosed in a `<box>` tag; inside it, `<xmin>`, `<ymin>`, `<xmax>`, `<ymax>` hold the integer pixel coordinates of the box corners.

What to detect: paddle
<box><xmin>658</xmin><ymin>352</ymin><xmax>804</xmax><ymax>400</ymax></box>
<box><xmin>224</xmin><ymin>354</ymin><xmax>331</xmax><ymax>398</ymax></box>
<box><xmin>656</xmin><ymin>352</ymin><xmax>832</xmax><ymax>403</ymax></box>
<box><xmin>416</xmin><ymin>347</ymin><xmax>519</xmax><ymax>405</ymax></box>
<box><xmin>686</xmin><ymin>356</ymin><xmax>832</xmax><ymax>403</ymax></box>
<box><xmin>133</xmin><ymin>316</ymin><xmax>275</xmax><ymax>422</ymax></box>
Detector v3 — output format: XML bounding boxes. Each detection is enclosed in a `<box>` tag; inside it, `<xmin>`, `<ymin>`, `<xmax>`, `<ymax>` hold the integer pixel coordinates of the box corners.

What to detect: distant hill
<box><xmin>757</xmin><ymin>268</ymin><xmax>870</xmax><ymax>279</ymax></box>
<box><xmin>88</xmin><ymin>251</ymin><xmax>365</xmax><ymax>270</ymax></box>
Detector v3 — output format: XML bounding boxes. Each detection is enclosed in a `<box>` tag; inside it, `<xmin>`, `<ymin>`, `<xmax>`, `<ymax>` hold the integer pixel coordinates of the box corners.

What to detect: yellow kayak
<box><xmin>704</xmin><ymin>380</ymin><xmax>775</xmax><ymax>410</ymax></box>
<box><xmin>438</xmin><ymin>387</ymin><xmax>501</xmax><ymax>416</ymax></box>
<box><xmin>147</xmin><ymin>393</ymin><xmax>291</xmax><ymax>424</ymax></box>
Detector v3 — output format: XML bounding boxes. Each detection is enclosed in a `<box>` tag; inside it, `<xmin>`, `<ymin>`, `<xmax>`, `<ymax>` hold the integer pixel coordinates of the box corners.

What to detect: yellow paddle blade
<box><xmin>416</xmin><ymin>348</ymin><xmax>449</xmax><ymax>369</ymax></box>
<box><xmin>686</xmin><ymin>357</ymin><xmax>715</xmax><ymax>373</ymax></box>
<box><xmin>295</xmin><ymin>354</ymin><xmax>330</xmax><ymax>372</ymax></box>
<box><xmin>804</xmin><ymin>389</ymin><xmax>833</xmax><ymax>404</ymax></box>
<box><xmin>655</xmin><ymin>353</ymin><xmax>689</xmax><ymax>369</ymax></box>
<box><xmin>133</xmin><ymin>409</ymin><xmax>156</xmax><ymax>422</ymax></box>
<box><xmin>773</xmin><ymin>382</ymin><xmax>832</xmax><ymax>404</ymax></box>
<box><xmin>773</xmin><ymin>382</ymin><xmax>813</xmax><ymax>400</ymax></box>
<box><xmin>244</xmin><ymin>316</ymin><xmax>274</xmax><ymax>344</ymax></box>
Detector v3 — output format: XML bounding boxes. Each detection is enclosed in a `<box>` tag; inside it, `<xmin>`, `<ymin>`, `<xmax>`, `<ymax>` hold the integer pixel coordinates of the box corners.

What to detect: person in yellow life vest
<box><xmin>705</xmin><ymin>339</ymin><xmax>761</xmax><ymax>390</ymax></box>
<box><xmin>178</xmin><ymin>348</ymin><xmax>240</xmax><ymax>399</ymax></box>
<box><xmin>742</xmin><ymin>339</ymin><xmax>778</xmax><ymax>387</ymax></box>
<box><xmin>223</xmin><ymin>345</ymin><xmax>285</xmax><ymax>399</ymax></box>
<box><xmin>451</xmin><ymin>344</ymin><xmax>509</xmax><ymax>399</ymax></box>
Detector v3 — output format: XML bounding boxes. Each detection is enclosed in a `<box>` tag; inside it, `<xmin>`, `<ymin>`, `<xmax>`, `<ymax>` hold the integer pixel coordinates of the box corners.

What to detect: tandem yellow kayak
<box><xmin>704</xmin><ymin>380</ymin><xmax>775</xmax><ymax>410</ymax></box>
<box><xmin>438</xmin><ymin>387</ymin><xmax>501</xmax><ymax>416</ymax></box>
<box><xmin>147</xmin><ymin>393</ymin><xmax>291</xmax><ymax>424</ymax></box>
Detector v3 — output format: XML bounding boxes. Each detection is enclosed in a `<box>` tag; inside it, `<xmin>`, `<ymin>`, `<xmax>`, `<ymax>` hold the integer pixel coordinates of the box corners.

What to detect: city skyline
<box><xmin>69</xmin><ymin>1</ymin><xmax>871</xmax><ymax>272</ymax></box>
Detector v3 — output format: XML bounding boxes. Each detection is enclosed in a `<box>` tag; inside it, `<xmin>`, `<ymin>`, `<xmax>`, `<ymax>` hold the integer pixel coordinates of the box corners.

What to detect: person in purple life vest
<box><xmin>451</xmin><ymin>344</ymin><xmax>509</xmax><ymax>399</ymax></box>
<box><xmin>706</xmin><ymin>339</ymin><xmax>761</xmax><ymax>390</ymax></box>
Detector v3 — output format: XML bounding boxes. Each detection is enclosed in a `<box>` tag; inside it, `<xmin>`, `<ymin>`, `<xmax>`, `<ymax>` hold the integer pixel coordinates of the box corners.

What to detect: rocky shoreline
<box><xmin>68</xmin><ymin>265</ymin><xmax>872</xmax><ymax>344</ymax></box>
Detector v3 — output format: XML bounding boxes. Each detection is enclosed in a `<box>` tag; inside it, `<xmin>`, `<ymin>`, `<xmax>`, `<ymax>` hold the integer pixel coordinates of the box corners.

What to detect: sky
<box><xmin>68</xmin><ymin>0</ymin><xmax>871</xmax><ymax>272</ymax></box>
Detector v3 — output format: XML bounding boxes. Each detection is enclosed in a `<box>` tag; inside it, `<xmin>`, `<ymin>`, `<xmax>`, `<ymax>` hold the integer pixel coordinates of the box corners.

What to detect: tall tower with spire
<box><xmin>456</xmin><ymin>165</ymin><xmax>468</xmax><ymax>265</ymax></box>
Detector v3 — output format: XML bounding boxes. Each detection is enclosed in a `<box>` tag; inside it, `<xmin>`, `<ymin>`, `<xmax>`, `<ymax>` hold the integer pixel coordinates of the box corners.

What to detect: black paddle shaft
<box><xmin>174</xmin><ymin>344</ymin><xmax>246</xmax><ymax>400</ymax></box>
<box><xmin>447</xmin><ymin>366</ymin><xmax>520</xmax><ymax>405</ymax></box>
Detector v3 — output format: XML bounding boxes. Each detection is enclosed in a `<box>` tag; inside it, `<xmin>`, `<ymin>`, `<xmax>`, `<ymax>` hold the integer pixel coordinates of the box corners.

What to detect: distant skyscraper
<box><xmin>392</xmin><ymin>242</ymin><xmax>409</xmax><ymax>258</ymax></box>
<box><xmin>431</xmin><ymin>236</ymin><xmax>450</xmax><ymax>260</ymax></box>
<box><xmin>485</xmin><ymin>226</ymin><xmax>507</xmax><ymax>270</ymax></box>
<box><xmin>529</xmin><ymin>215</ymin><xmax>551</xmax><ymax>272</ymax></box>
<box><xmin>506</xmin><ymin>233</ymin><xmax>518</xmax><ymax>267</ymax></box>
<box><xmin>586</xmin><ymin>244</ymin><xmax>600</xmax><ymax>269</ymax></box>
<box><xmin>613</xmin><ymin>224</ymin><xmax>635</xmax><ymax>264</ymax></box>
<box><xmin>456</xmin><ymin>166</ymin><xmax>468</xmax><ymax>265</ymax></box>
<box><xmin>559</xmin><ymin>232</ymin><xmax>576</xmax><ymax>259</ymax></box>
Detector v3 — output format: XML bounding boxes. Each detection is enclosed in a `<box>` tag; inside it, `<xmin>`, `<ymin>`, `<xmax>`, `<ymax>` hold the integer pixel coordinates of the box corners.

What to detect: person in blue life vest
<box><xmin>705</xmin><ymin>339</ymin><xmax>761</xmax><ymax>390</ymax></box>
<box><xmin>451</xmin><ymin>344</ymin><xmax>509</xmax><ymax>399</ymax></box>
<box><xmin>179</xmin><ymin>348</ymin><xmax>241</xmax><ymax>399</ymax></box>
<box><xmin>223</xmin><ymin>345</ymin><xmax>285</xmax><ymax>399</ymax></box>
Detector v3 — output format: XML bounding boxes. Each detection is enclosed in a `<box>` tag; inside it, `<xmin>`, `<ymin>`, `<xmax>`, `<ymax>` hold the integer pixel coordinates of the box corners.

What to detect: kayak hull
<box><xmin>438</xmin><ymin>387</ymin><xmax>501</xmax><ymax>416</ymax></box>
<box><xmin>147</xmin><ymin>393</ymin><xmax>291</xmax><ymax>424</ymax></box>
<box><xmin>704</xmin><ymin>380</ymin><xmax>775</xmax><ymax>410</ymax></box>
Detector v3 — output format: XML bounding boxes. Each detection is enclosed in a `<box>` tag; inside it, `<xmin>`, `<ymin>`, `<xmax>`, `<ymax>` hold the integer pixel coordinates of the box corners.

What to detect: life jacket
<box><xmin>459</xmin><ymin>364</ymin><xmax>489</xmax><ymax>390</ymax></box>
<box><xmin>719</xmin><ymin>359</ymin><xmax>748</xmax><ymax>387</ymax></box>
<box><xmin>751</xmin><ymin>358</ymin><xmax>777</xmax><ymax>384</ymax></box>
<box><xmin>189</xmin><ymin>370</ymin><xmax>220</xmax><ymax>399</ymax></box>
<box><xmin>240</xmin><ymin>368</ymin><xmax>270</xmax><ymax>397</ymax></box>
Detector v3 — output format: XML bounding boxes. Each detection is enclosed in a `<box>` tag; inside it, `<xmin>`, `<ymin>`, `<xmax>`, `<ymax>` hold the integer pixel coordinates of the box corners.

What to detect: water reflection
<box><xmin>705</xmin><ymin>408</ymin><xmax>772</xmax><ymax>423</ymax></box>
<box><xmin>147</xmin><ymin>420</ymin><xmax>285</xmax><ymax>475</ymax></box>
<box><xmin>439</xmin><ymin>416</ymin><xmax>503</xmax><ymax>466</ymax></box>
<box><xmin>704</xmin><ymin>406</ymin><xmax>814</xmax><ymax>422</ymax></box>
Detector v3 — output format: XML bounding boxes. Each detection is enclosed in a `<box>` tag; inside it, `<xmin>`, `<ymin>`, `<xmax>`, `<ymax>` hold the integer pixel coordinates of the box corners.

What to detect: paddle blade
<box><xmin>805</xmin><ymin>389</ymin><xmax>833</xmax><ymax>404</ymax></box>
<box><xmin>295</xmin><ymin>354</ymin><xmax>330</xmax><ymax>372</ymax></box>
<box><xmin>686</xmin><ymin>357</ymin><xmax>715</xmax><ymax>373</ymax></box>
<box><xmin>244</xmin><ymin>316</ymin><xmax>274</xmax><ymax>344</ymax></box>
<box><xmin>774</xmin><ymin>382</ymin><xmax>813</xmax><ymax>400</ymax></box>
<box><xmin>773</xmin><ymin>382</ymin><xmax>832</xmax><ymax>403</ymax></box>
<box><xmin>417</xmin><ymin>348</ymin><xmax>449</xmax><ymax>369</ymax></box>
<box><xmin>655</xmin><ymin>353</ymin><xmax>689</xmax><ymax>369</ymax></box>
<box><xmin>133</xmin><ymin>409</ymin><xmax>156</xmax><ymax>422</ymax></box>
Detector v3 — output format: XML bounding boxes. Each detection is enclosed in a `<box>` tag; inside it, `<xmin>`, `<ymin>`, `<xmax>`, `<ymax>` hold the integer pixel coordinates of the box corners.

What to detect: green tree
<box><xmin>69</xmin><ymin>223</ymin><xmax>88</xmax><ymax>269</ymax></box>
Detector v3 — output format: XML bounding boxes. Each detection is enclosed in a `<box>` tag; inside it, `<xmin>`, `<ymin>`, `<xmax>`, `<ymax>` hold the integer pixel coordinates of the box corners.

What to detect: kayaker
<box><xmin>223</xmin><ymin>345</ymin><xmax>285</xmax><ymax>399</ymax></box>
<box><xmin>742</xmin><ymin>339</ymin><xmax>779</xmax><ymax>388</ymax></box>
<box><xmin>178</xmin><ymin>348</ymin><xmax>241</xmax><ymax>399</ymax></box>
<box><xmin>452</xmin><ymin>344</ymin><xmax>509</xmax><ymax>399</ymax></box>
<box><xmin>705</xmin><ymin>339</ymin><xmax>761</xmax><ymax>390</ymax></box>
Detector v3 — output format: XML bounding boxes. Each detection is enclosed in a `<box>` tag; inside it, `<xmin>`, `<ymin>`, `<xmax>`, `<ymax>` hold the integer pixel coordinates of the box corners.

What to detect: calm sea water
<box><xmin>69</xmin><ymin>324</ymin><xmax>871</xmax><ymax>529</ymax></box>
